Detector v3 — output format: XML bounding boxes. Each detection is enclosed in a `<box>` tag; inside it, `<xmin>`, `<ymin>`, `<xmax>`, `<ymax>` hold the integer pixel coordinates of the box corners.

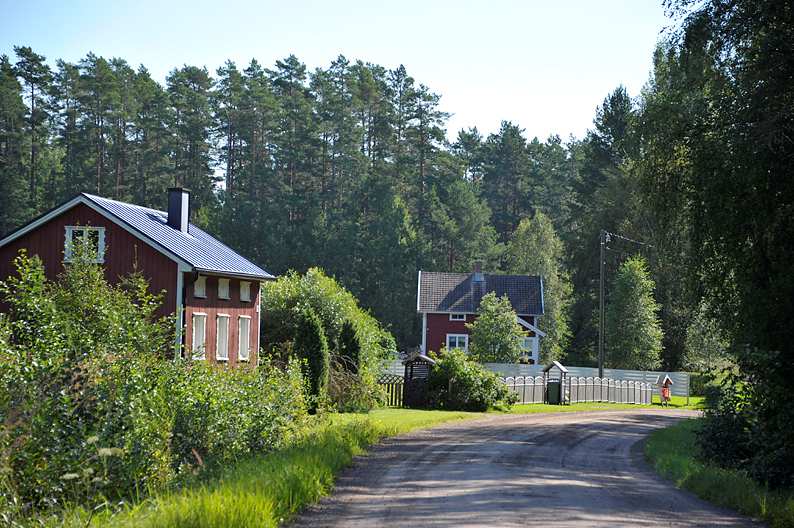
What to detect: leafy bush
<box><xmin>294</xmin><ymin>308</ymin><xmax>330</xmax><ymax>412</ymax></box>
<box><xmin>263</xmin><ymin>268</ymin><xmax>395</xmax><ymax>411</ymax></box>
<box><xmin>427</xmin><ymin>349</ymin><xmax>517</xmax><ymax>411</ymax></box>
<box><xmin>0</xmin><ymin>252</ymin><xmax>308</xmax><ymax>515</ymax></box>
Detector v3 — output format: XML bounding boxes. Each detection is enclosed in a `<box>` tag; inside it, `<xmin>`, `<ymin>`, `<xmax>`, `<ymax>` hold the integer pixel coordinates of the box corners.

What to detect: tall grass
<box><xmin>645</xmin><ymin>418</ymin><xmax>794</xmax><ymax>528</ymax></box>
<box><xmin>56</xmin><ymin>410</ymin><xmax>479</xmax><ymax>528</ymax></box>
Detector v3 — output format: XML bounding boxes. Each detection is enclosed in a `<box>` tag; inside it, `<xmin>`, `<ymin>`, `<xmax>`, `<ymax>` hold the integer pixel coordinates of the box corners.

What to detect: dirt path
<box><xmin>291</xmin><ymin>410</ymin><xmax>759</xmax><ymax>527</ymax></box>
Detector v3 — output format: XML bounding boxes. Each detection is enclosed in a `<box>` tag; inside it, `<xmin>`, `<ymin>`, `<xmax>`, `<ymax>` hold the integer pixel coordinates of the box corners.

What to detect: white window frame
<box><xmin>446</xmin><ymin>333</ymin><xmax>469</xmax><ymax>353</ymax></box>
<box><xmin>64</xmin><ymin>226</ymin><xmax>105</xmax><ymax>263</ymax></box>
<box><xmin>191</xmin><ymin>312</ymin><xmax>207</xmax><ymax>360</ymax></box>
<box><xmin>240</xmin><ymin>281</ymin><xmax>251</xmax><ymax>302</ymax></box>
<box><xmin>218</xmin><ymin>278</ymin><xmax>230</xmax><ymax>300</ymax></box>
<box><xmin>194</xmin><ymin>275</ymin><xmax>207</xmax><ymax>299</ymax></box>
<box><xmin>449</xmin><ymin>313</ymin><xmax>466</xmax><ymax>321</ymax></box>
<box><xmin>216</xmin><ymin>314</ymin><xmax>230</xmax><ymax>361</ymax></box>
<box><xmin>238</xmin><ymin>315</ymin><xmax>251</xmax><ymax>362</ymax></box>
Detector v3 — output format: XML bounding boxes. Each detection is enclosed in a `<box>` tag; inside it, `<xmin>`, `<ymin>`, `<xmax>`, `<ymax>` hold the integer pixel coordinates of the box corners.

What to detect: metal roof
<box><xmin>417</xmin><ymin>271</ymin><xmax>544</xmax><ymax>315</ymax></box>
<box><xmin>83</xmin><ymin>194</ymin><xmax>274</xmax><ymax>280</ymax></box>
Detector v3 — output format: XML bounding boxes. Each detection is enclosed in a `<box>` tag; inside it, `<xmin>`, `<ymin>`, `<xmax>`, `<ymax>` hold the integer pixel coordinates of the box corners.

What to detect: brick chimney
<box><xmin>167</xmin><ymin>188</ymin><xmax>190</xmax><ymax>233</ymax></box>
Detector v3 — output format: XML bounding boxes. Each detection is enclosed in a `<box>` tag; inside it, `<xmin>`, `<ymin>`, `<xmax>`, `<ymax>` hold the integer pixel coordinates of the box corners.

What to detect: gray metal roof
<box><xmin>417</xmin><ymin>271</ymin><xmax>543</xmax><ymax>315</ymax></box>
<box><xmin>83</xmin><ymin>193</ymin><xmax>274</xmax><ymax>280</ymax></box>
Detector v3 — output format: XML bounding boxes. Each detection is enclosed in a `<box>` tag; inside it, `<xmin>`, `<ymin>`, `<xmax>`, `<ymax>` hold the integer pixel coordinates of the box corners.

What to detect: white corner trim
<box><xmin>517</xmin><ymin>316</ymin><xmax>547</xmax><ymax>337</ymax></box>
<box><xmin>175</xmin><ymin>270</ymin><xmax>184</xmax><ymax>361</ymax></box>
<box><xmin>539</xmin><ymin>276</ymin><xmax>545</xmax><ymax>315</ymax></box>
<box><xmin>416</xmin><ymin>270</ymin><xmax>422</xmax><ymax>312</ymax></box>
<box><xmin>421</xmin><ymin>312</ymin><xmax>427</xmax><ymax>354</ymax></box>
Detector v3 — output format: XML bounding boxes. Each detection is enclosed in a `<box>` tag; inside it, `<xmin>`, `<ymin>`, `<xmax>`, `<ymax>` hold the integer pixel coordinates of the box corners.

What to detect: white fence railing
<box><xmin>384</xmin><ymin>360</ymin><xmax>689</xmax><ymax>401</ymax></box>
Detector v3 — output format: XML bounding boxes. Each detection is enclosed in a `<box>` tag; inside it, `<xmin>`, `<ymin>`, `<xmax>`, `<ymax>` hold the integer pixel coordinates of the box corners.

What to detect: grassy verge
<box><xmin>645</xmin><ymin>418</ymin><xmax>794</xmax><ymax>528</ymax></box>
<box><xmin>54</xmin><ymin>410</ymin><xmax>479</xmax><ymax>528</ymax></box>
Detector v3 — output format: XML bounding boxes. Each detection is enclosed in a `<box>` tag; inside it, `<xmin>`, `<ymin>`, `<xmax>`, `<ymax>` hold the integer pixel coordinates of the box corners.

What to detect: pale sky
<box><xmin>1</xmin><ymin>0</ymin><xmax>672</xmax><ymax>142</ymax></box>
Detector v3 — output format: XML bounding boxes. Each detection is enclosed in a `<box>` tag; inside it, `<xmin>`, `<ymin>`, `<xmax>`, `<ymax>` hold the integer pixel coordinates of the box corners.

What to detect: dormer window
<box><xmin>64</xmin><ymin>226</ymin><xmax>105</xmax><ymax>263</ymax></box>
<box><xmin>240</xmin><ymin>281</ymin><xmax>251</xmax><ymax>302</ymax></box>
<box><xmin>194</xmin><ymin>275</ymin><xmax>207</xmax><ymax>298</ymax></box>
<box><xmin>218</xmin><ymin>278</ymin><xmax>230</xmax><ymax>300</ymax></box>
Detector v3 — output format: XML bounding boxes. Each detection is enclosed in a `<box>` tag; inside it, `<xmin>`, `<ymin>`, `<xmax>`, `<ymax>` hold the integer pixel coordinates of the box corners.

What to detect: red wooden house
<box><xmin>416</xmin><ymin>264</ymin><xmax>546</xmax><ymax>363</ymax></box>
<box><xmin>0</xmin><ymin>188</ymin><xmax>273</xmax><ymax>366</ymax></box>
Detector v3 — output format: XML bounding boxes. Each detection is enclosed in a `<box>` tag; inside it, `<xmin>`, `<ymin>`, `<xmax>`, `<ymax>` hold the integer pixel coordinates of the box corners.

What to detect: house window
<box><xmin>449</xmin><ymin>313</ymin><xmax>466</xmax><ymax>321</ymax></box>
<box><xmin>194</xmin><ymin>275</ymin><xmax>207</xmax><ymax>298</ymax></box>
<box><xmin>218</xmin><ymin>278</ymin><xmax>230</xmax><ymax>300</ymax></box>
<box><xmin>216</xmin><ymin>314</ymin><xmax>230</xmax><ymax>361</ymax></box>
<box><xmin>192</xmin><ymin>313</ymin><xmax>207</xmax><ymax>360</ymax></box>
<box><xmin>240</xmin><ymin>281</ymin><xmax>251</xmax><ymax>302</ymax></box>
<box><xmin>519</xmin><ymin>336</ymin><xmax>538</xmax><ymax>363</ymax></box>
<box><xmin>446</xmin><ymin>334</ymin><xmax>469</xmax><ymax>353</ymax></box>
<box><xmin>238</xmin><ymin>316</ymin><xmax>251</xmax><ymax>361</ymax></box>
<box><xmin>64</xmin><ymin>226</ymin><xmax>105</xmax><ymax>263</ymax></box>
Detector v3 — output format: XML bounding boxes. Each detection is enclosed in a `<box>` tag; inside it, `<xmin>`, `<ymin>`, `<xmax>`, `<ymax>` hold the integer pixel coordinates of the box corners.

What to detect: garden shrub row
<box><xmin>0</xmin><ymin>253</ymin><xmax>309</xmax><ymax>517</ymax></box>
<box><xmin>426</xmin><ymin>348</ymin><xmax>517</xmax><ymax>411</ymax></box>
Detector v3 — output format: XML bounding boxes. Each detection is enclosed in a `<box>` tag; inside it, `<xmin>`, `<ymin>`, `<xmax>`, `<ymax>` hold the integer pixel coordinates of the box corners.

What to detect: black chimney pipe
<box><xmin>167</xmin><ymin>188</ymin><xmax>191</xmax><ymax>233</ymax></box>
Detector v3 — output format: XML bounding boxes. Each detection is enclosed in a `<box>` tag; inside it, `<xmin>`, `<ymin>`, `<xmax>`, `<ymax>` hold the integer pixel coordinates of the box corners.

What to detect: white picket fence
<box><xmin>384</xmin><ymin>360</ymin><xmax>689</xmax><ymax>402</ymax></box>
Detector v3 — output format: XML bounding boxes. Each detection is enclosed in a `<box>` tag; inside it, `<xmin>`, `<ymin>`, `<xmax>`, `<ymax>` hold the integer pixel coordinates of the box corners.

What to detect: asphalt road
<box><xmin>291</xmin><ymin>410</ymin><xmax>759</xmax><ymax>527</ymax></box>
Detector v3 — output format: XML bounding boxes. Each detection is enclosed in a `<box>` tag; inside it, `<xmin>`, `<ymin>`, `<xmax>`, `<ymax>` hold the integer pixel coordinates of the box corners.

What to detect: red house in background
<box><xmin>0</xmin><ymin>188</ymin><xmax>274</xmax><ymax>366</ymax></box>
<box><xmin>417</xmin><ymin>264</ymin><xmax>546</xmax><ymax>363</ymax></box>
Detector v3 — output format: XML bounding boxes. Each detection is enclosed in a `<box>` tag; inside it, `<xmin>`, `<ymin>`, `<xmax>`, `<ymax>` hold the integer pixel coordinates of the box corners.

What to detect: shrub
<box><xmin>293</xmin><ymin>307</ymin><xmax>330</xmax><ymax>412</ymax></box>
<box><xmin>427</xmin><ymin>349</ymin><xmax>517</xmax><ymax>411</ymax></box>
<box><xmin>0</xmin><ymin>251</ymin><xmax>309</xmax><ymax>516</ymax></box>
<box><xmin>337</xmin><ymin>319</ymin><xmax>361</xmax><ymax>374</ymax></box>
<box><xmin>263</xmin><ymin>269</ymin><xmax>395</xmax><ymax>411</ymax></box>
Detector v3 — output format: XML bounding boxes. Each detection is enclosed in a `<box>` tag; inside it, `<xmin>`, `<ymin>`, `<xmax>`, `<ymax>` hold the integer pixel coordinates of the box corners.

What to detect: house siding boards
<box><xmin>0</xmin><ymin>203</ymin><xmax>177</xmax><ymax>318</ymax></box>
<box><xmin>184</xmin><ymin>275</ymin><xmax>260</xmax><ymax>366</ymax></box>
<box><xmin>0</xmin><ymin>191</ymin><xmax>271</xmax><ymax>367</ymax></box>
<box><xmin>424</xmin><ymin>313</ymin><xmax>537</xmax><ymax>354</ymax></box>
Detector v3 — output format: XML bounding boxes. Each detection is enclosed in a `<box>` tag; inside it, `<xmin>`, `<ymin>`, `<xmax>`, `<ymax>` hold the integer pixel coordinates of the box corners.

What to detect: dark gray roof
<box><xmin>84</xmin><ymin>193</ymin><xmax>274</xmax><ymax>280</ymax></box>
<box><xmin>417</xmin><ymin>271</ymin><xmax>543</xmax><ymax>315</ymax></box>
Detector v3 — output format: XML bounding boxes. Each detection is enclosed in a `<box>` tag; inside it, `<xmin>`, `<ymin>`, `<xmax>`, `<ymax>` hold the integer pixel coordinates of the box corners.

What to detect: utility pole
<box><xmin>598</xmin><ymin>230</ymin><xmax>606</xmax><ymax>378</ymax></box>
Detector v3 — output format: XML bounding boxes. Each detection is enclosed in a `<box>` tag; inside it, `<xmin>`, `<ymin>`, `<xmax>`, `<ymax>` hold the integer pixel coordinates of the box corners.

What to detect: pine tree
<box><xmin>0</xmin><ymin>55</ymin><xmax>28</xmax><ymax>234</ymax></box>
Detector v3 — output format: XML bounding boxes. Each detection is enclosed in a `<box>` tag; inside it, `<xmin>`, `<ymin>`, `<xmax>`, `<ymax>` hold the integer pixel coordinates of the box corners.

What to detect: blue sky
<box><xmin>1</xmin><ymin>0</ymin><xmax>672</xmax><ymax>141</ymax></box>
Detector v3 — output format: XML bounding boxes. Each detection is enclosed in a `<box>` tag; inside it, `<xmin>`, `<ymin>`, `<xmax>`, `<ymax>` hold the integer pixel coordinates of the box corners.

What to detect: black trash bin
<box><xmin>547</xmin><ymin>379</ymin><xmax>561</xmax><ymax>404</ymax></box>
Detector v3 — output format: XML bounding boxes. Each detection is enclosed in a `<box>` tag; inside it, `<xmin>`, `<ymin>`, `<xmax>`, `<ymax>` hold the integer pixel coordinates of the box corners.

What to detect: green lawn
<box><xmin>645</xmin><ymin>418</ymin><xmax>794</xmax><ymax>528</ymax></box>
<box><xmin>507</xmin><ymin>394</ymin><xmax>704</xmax><ymax>414</ymax></box>
<box><xmin>44</xmin><ymin>400</ymin><xmax>703</xmax><ymax>528</ymax></box>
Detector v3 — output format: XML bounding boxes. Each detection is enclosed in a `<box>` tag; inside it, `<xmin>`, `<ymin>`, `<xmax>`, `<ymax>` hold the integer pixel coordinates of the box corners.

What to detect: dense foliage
<box><xmin>466</xmin><ymin>292</ymin><xmax>525</xmax><ymax>363</ymax></box>
<box><xmin>293</xmin><ymin>307</ymin><xmax>330</xmax><ymax>412</ymax></box>
<box><xmin>604</xmin><ymin>256</ymin><xmax>663</xmax><ymax>370</ymax></box>
<box><xmin>427</xmin><ymin>348</ymin><xmax>517</xmax><ymax>412</ymax></box>
<box><xmin>262</xmin><ymin>268</ymin><xmax>393</xmax><ymax>411</ymax></box>
<box><xmin>0</xmin><ymin>253</ymin><xmax>308</xmax><ymax>514</ymax></box>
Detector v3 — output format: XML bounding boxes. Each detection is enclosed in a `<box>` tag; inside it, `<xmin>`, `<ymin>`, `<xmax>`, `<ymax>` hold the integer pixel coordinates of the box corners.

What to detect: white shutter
<box><xmin>194</xmin><ymin>276</ymin><xmax>207</xmax><ymax>298</ymax></box>
<box><xmin>192</xmin><ymin>313</ymin><xmax>206</xmax><ymax>359</ymax></box>
<box><xmin>216</xmin><ymin>315</ymin><xmax>229</xmax><ymax>360</ymax></box>
<box><xmin>218</xmin><ymin>278</ymin><xmax>230</xmax><ymax>300</ymax></box>
<box><xmin>240</xmin><ymin>281</ymin><xmax>251</xmax><ymax>302</ymax></box>
<box><xmin>238</xmin><ymin>316</ymin><xmax>251</xmax><ymax>361</ymax></box>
